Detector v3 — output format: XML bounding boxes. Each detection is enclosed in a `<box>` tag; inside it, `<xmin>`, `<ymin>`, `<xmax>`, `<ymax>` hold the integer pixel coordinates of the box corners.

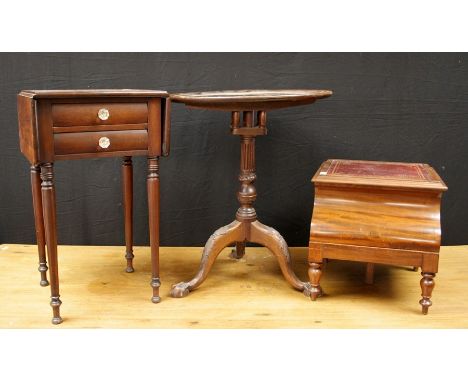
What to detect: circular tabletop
<box><xmin>170</xmin><ymin>89</ymin><xmax>333</xmax><ymax>111</ymax></box>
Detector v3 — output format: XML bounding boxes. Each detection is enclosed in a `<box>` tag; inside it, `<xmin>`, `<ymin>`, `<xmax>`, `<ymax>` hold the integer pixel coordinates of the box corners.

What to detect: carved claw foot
<box><xmin>302</xmin><ymin>282</ymin><xmax>317</xmax><ymax>298</ymax></box>
<box><xmin>229</xmin><ymin>241</ymin><xmax>246</xmax><ymax>260</ymax></box>
<box><xmin>170</xmin><ymin>282</ymin><xmax>191</xmax><ymax>298</ymax></box>
<box><xmin>125</xmin><ymin>252</ymin><xmax>135</xmax><ymax>273</ymax></box>
<box><xmin>229</xmin><ymin>249</ymin><xmax>242</xmax><ymax>260</ymax></box>
<box><xmin>171</xmin><ymin>221</ymin><xmax>243</xmax><ymax>297</ymax></box>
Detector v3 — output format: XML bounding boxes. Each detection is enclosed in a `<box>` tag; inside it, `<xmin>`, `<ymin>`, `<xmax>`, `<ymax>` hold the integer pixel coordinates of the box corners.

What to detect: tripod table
<box><xmin>170</xmin><ymin>89</ymin><xmax>333</xmax><ymax>298</ymax></box>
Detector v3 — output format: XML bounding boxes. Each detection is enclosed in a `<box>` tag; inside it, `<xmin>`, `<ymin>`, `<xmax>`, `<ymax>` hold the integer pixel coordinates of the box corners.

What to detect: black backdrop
<box><xmin>0</xmin><ymin>53</ymin><xmax>466</xmax><ymax>246</ymax></box>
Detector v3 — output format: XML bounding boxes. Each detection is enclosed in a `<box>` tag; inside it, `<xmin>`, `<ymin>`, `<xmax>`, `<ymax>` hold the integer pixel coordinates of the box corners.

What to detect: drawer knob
<box><xmin>98</xmin><ymin>137</ymin><xmax>111</xmax><ymax>149</ymax></box>
<box><xmin>98</xmin><ymin>108</ymin><xmax>110</xmax><ymax>121</ymax></box>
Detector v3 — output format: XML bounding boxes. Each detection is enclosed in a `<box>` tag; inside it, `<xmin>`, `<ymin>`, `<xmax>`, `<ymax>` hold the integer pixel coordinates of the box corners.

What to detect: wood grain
<box><xmin>17</xmin><ymin>94</ymin><xmax>38</xmax><ymax>165</ymax></box>
<box><xmin>309</xmin><ymin>159</ymin><xmax>447</xmax><ymax>314</ymax></box>
<box><xmin>169</xmin><ymin>92</ymin><xmax>332</xmax><ymax>299</ymax></box>
<box><xmin>53</xmin><ymin>130</ymin><xmax>148</xmax><ymax>156</ymax></box>
<box><xmin>52</xmin><ymin>102</ymin><xmax>148</xmax><ymax>127</ymax></box>
<box><xmin>310</xmin><ymin>186</ymin><xmax>442</xmax><ymax>252</ymax></box>
<box><xmin>170</xmin><ymin>89</ymin><xmax>333</xmax><ymax>111</ymax></box>
<box><xmin>19</xmin><ymin>89</ymin><xmax>169</xmax><ymax>99</ymax></box>
<box><xmin>0</xmin><ymin>244</ymin><xmax>466</xmax><ymax>328</ymax></box>
<box><xmin>17</xmin><ymin>90</ymin><xmax>170</xmax><ymax>323</ymax></box>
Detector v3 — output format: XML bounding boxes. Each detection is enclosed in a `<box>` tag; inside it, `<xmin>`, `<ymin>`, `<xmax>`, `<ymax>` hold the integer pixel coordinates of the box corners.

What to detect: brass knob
<box><xmin>98</xmin><ymin>108</ymin><xmax>110</xmax><ymax>121</ymax></box>
<box><xmin>98</xmin><ymin>137</ymin><xmax>110</xmax><ymax>149</ymax></box>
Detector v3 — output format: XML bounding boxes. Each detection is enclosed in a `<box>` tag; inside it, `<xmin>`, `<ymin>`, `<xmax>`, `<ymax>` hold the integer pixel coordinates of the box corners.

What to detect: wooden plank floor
<box><xmin>0</xmin><ymin>243</ymin><xmax>467</xmax><ymax>328</ymax></box>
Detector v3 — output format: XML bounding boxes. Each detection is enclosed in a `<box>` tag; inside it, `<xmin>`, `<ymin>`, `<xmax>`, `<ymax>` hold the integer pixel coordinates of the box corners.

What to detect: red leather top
<box><xmin>329</xmin><ymin>160</ymin><xmax>429</xmax><ymax>180</ymax></box>
<box><xmin>312</xmin><ymin>159</ymin><xmax>447</xmax><ymax>191</ymax></box>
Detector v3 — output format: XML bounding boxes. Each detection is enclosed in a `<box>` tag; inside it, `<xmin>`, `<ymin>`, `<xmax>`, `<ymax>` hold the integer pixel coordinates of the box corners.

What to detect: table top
<box><xmin>312</xmin><ymin>159</ymin><xmax>447</xmax><ymax>191</ymax></box>
<box><xmin>19</xmin><ymin>89</ymin><xmax>169</xmax><ymax>99</ymax></box>
<box><xmin>170</xmin><ymin>89</ymin><xmax>333</xmax><ymax>111</ymax></box>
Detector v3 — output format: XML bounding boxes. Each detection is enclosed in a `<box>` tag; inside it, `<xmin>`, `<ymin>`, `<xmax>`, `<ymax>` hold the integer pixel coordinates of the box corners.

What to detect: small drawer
<box><xmin>54</xmin><ymin>130</ymin><xmax>148</xmax><ymax>156</ymax></box>
<box><xmin>52</xmin><ymin>102</ymin><xmax>148</xmax><ymax>128</ymax></box>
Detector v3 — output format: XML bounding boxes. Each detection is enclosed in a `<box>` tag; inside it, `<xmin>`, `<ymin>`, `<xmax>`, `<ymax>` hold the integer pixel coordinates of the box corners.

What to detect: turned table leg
<box><xmin>122</xmin><ymin>156</ymin><xmax>134</xmax><ymax>273</ymax></box>
<box><xmin>147</xmin><ymin>157</ymin><xmax>161</xmax><ymax>303</ymax></box>
<box><xmin>420</xmin><ymin>272</ymin><xmax>435</xmax><ymax>314</ymax></box>
<box><xmin>31</xmin><ymin>165</ymin><xmax>49</xmax><ymax>287</ymax></box>
<box><xmin>40</xmin><ymin>163</ymin><xmax>62</xmax><ymax>325</ymax></box>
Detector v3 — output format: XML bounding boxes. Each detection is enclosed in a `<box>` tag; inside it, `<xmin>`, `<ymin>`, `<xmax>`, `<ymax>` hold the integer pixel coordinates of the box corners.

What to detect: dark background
<box><xmin>0</xmin><ymin>53</ymin><xmax>466</xmax><ymax>246</ymax></box>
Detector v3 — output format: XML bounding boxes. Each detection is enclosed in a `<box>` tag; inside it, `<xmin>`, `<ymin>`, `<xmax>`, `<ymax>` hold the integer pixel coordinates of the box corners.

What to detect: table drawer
<box><xmin>54</xmin><ymin>130</ymin><xmax>148</xmax><ymax>155</ymax></box>
<box><xmin>52</xmin><ymin>102</ymin><xmax>148</xmax><ymax>129</ymax></box>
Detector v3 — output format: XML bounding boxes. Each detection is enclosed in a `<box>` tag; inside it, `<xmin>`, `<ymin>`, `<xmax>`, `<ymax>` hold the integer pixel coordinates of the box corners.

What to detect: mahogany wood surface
<box><xmin>308</xmin><ymin>159</ymin><xmax>447</xmax><ymax>314</ymax></box>
<box><xmin>147</xmin><ymin>157</ymin><xmax>161</xmax><ymax>303</ymax></box>
<box><xmin>19</xmin><ymin>89</ymin><xmax>168</xmax><ymax>98</ymax></box>
<box><xmin>122</xmin><ymin>157</ymin><xmax>134</xmax><ymax>273</ymax></box>
<box><xmin>52</xmin><ymin>102</ymin><xmax>148</xmax><ymax>127</ymax></box>
<box><xmin>53</xmin><ymin>130</ymin><xmax>149</xmax><ymax>155</ymax></box>
<box><xmin>40</xmin><ymin>163</ymin><xmax>62</xmax><ymax>324</ymax></box>
<box><xmin>17</xmin><ymin>94</ymin><xmax>38</xmax><ymax>165</ymax></box>
<box><xmin>170</xmin><ymin>89</ymin><xmax>332</xmax><ymax>298</ymax></box>
<box><xmin>171</xmin><ymin>89</ymin><xmax>333</xmax><ymax>111</ymax></box>
<box><xmin>17</xmin><ymin>89</ymin><xmax>170</xmax><ymax>324</ymax></box>
<box><xmin>52</xmin><ymin>123</ymin><xmax>148</xmax><ymax>134</ymax></box>
<box><xmin>30</xmin><ymin>166</ymin><xmax>49</xmax><ymax>287</ymax></box>
<box><xmin>18</xmin><ymin>91</ymin><xmax>170</xmax><ymax>165</ymax></box>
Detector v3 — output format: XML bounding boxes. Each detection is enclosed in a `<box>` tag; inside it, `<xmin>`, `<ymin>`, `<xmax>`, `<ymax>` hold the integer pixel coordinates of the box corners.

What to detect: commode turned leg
<box><xmin>308</xmin><ymin>262</ymin><xmax>323</xmax><ymax>301</ymax></box>
<box><xmin>419</xmin><ymin>272</ymin><xmax>435</xmax><ymax>314</ymax></box>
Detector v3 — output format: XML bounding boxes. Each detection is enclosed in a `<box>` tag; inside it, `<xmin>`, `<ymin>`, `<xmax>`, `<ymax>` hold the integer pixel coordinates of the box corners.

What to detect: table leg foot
<box><xmin>308</xmin><ymin>262</ymin><xmax>323</xmax><ymax>300</ymax></box>
<box><xmin>41</xmin><ymin>163</ymin><xmax>63</xmax><ymax>325</ymax></box>
<box><xmin>250</xmin><ymin>220</ymin><xmax>310</xmax><ymax>294</ymax></box>
<box><xmin>50</xmin><ymin>296</ymin><xmax>63</xmax><ymax>325</ymax></box>
<box><xmin>170</xmin><ymin>220</ymin><xmax>243</xmax><ymax>298</ymax></box>
<box><xmin>229</xmin><ymin>241</ymin><xmax>246</xmax><ymax>260</ymax></box>
<box><xmin>39</xmin><ymin>263</ymin><xmax>49</xmax><ymax>287</ymax></box>
<box><xmin>419</xmin><ymin>272</ymin><xmax>435</xmax><ymax>315</ymax></box>
<box><xmin>125</xmin><ymin>252</ymin><xmax>135</xmax><ymax>273</ymax></box>
<box><xmin>151</xmin><ymin>277</ymin><xmax>161</xmax><ymax>303</ymax></box>
<box><xmin>171</xmin><ymin>282</ymin><xmax>191</xmax><ymax>298</ymax></box>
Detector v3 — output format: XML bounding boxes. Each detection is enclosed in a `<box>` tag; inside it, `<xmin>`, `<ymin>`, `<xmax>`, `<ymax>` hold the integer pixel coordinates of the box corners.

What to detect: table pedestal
<box><xmin>171</xmin><ymin>110</ymin><xmax>313</xmax><ymax>298</ymax></box>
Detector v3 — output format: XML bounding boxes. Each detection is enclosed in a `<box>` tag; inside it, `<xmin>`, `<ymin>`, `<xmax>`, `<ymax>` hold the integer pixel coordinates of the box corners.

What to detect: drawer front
<box><xmin>54</xmin><ymin>130</ymin><xmax>148</xmax><ymax>155</ymax></box>
<box><xmin>52</xmin><ymin>102</ymin><xmax>148</xmax><ymax>128</ymax></box>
